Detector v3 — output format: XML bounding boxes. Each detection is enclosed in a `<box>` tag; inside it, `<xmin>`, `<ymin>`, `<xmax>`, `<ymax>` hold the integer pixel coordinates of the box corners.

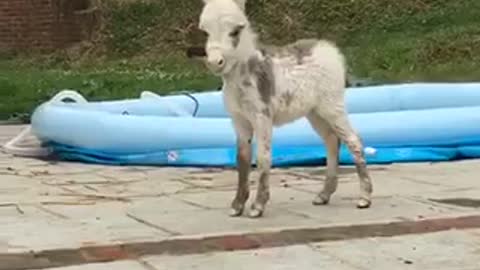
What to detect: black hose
<box><xmin>182</xmin><ymin>92</ymin><xmax>200</xmax><ymax>117</ymax></box>
<box><xmin>173</xmin><ymin>91</ymin><xmax>200</xmax><ymax>117</ymax></box>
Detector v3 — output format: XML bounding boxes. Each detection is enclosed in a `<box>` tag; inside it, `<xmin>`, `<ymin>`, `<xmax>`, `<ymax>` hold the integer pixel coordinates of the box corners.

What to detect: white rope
<box><xmin>2</xmin><ymin>90</ymin><xmax>88</xmax><ymax>157</ymax></box>
<box><xmin>1</xmin><ymin>126</ymin><xmax>51</xmax><ymax>157</ymax></box>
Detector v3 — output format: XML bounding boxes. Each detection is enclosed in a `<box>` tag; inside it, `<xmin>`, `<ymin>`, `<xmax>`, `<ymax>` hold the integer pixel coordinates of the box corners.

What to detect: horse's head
<box><xmin>199</xmin><ymin>0</ymin><xmax>255</xmax><ymax>75</ymax></box>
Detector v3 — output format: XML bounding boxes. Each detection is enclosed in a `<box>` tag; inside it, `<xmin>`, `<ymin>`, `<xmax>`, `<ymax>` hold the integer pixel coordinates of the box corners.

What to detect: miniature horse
<box><xmin>197</xmin><ymin>0</ymin><xmax>373</xmax><ymax>218</ymax></box>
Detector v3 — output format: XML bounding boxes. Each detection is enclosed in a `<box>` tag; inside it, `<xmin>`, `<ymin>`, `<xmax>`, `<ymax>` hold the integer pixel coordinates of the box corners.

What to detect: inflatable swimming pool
<box><xmin>26</xmin><ymin>82</ymin><xmax>480</xmax><ymax>167</ymax></box>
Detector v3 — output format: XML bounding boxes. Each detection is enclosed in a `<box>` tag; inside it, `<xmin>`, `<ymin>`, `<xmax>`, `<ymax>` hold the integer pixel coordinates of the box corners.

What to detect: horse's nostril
<box><xmin>218</xmin><ymin>59</ymin><xmax>224</xmax><ymax>66</ymax></box>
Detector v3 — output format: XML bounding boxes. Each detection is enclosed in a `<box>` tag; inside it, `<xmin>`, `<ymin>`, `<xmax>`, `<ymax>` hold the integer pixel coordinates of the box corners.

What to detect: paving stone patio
<box><xmin>1</xmin><ymin>125</ymin><xmax>480</xmax><ymax>270</ymax></box>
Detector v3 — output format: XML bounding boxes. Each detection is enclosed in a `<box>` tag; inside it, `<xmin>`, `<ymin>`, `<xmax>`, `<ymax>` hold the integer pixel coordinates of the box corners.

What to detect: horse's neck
<box><xmin>222</xmin><ymin>61</ymin><xmax>247</xmax><ymax>85</ymax></box>
<box><xmin>236</xmin><ymin>26</ymin><xmax>259</xmax><ymax>56</ymax></box>
<box><xmin>222</xmin><ymin>28</ymin><xmax>268</xmax><ymax>84</ymax></box>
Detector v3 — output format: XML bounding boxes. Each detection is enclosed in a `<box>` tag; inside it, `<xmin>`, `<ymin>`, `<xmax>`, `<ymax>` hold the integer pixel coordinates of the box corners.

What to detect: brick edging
<box><xmin>2</xmin><ymin>214</ymin><xmax>480</xmax><ymax>270</ymax></box>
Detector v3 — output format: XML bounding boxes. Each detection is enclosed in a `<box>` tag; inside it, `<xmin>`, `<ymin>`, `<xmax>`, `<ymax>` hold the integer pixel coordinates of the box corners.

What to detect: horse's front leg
<box><xmin>249</xmin><ymin>114</ymin><xmax>273</xmax><ymax>218</ymax></box>
<box><xmin>230</xmin><ymin>115</ymin><xmax>253</xmax><ymax>217</ymax></box>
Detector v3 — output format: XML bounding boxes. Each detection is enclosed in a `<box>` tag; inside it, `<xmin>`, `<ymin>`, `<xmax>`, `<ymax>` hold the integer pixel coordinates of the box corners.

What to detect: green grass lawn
<box><xmin>0</xmin><ymin>56</ymin><xmax>221</xmax><ymax>121</ymax></box>
<box><xmin>1</xmin><ymin>0</ymin><xmax>479</xmax><ymax>121</ymax></box>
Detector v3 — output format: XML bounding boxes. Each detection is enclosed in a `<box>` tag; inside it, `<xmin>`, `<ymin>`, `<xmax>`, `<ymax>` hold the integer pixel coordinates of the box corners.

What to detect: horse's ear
<box><xmin>233</xmin><ymin>0</ymin><xmax>246</xmax><ymax>10</ymax></box>
<box><xmin>201</xmin><ymin>0</ymin><xmax>246</xmax><ymax>10</ymax></box>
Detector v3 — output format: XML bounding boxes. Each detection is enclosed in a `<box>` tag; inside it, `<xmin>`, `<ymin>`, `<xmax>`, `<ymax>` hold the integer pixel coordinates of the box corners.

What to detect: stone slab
<box><xmin>44</xmin><ymin>260</ymin><xmax>148</xmax><ymax>270</ymax></box>
<box><xmin>145</xmin><ymin>244</ymin><xmax>358</xmax><ymax>270</ymax></box>
<box><xmin>175</xmin><ymin>186</ymin><xmax>314</xmax><ymax>209</ymax></box>
<box><xmin>143</xmin><ymin>228</ymin><xmax>480</xmax><ymax>270</ymax></box>
<box><xmin>127</xmin><ymin>205</ymin><xmax>318</xmax><ymax>236</ymax></box>
<box><xmin>280</xmin><ymin>195</ymin><xmax>475</xmax><ymax>225</ymax></box>
<box><xmin>292</xmin><ymin>174</ymin><xmax>454</xmax><ymax>198</ymax></box>
<box><xmin>19</xmin><ymin>229</ymin><xmax>480</xmax><ymax>270</ymax></box>
<box><xmin>2</xmin><ymin>214</ymin><xmax>480</xmax><ymax>270</ymax></box>
<box><xmin>312</xmin><ymin>229</ymin><xmax>480</xmax><ymax>270</ymax></box>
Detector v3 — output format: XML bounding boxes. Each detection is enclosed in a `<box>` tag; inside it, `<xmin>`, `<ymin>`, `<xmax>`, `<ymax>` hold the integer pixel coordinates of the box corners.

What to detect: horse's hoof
<box><xmin>248</xmin><ymin>208</ymin><xmax>263</xmax><ymax>218</ymax></box>
<box><xmin>356</xmin><ymin>198</ymin><xmax>371</xmax><ymax>209</ymax></box>
<box><xmin>248</xmin><ymin>205</ymin><xmax>264</xmax><ymax>218</ymax></box>
<box><xmin>312</xmin><ymin>195</ymin><xmax>329</xmax><ymax>205</ymax></box>
<box><xmin>229</xmin><ymin>207</ymin><xmax>244</xmax><ymax>217</ymax></box>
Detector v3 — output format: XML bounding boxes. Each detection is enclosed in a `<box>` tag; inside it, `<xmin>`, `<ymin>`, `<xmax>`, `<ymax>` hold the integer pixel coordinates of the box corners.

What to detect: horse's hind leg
<box><xmin>307</xmin><ymin>111</ymin><xmax>340</xmax><ymax>205</ymax></box>
<box><xmin>317</xmin><ymin>107</ymin><xmax>373</xmax><ymax>208</ymax></box>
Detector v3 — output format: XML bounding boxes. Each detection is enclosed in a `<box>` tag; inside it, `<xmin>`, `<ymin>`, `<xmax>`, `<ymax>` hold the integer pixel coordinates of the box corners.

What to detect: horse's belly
<box><xmin>272</xmin><ymin>95</ymin><xmax>314</xmax><ymax>125</ymax></box>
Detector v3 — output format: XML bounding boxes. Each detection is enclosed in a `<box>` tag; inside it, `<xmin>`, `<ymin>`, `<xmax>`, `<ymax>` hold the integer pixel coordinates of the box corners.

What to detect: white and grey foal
<box><xmin>198</xmin><ymin>0</ymin><xmax>373</xmax><ymax>218</ymax></box>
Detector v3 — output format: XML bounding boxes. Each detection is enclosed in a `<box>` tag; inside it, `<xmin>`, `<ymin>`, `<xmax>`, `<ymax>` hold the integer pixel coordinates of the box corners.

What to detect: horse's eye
<box><xmin>229</xmin><ymin>25</ymin><xmax>244</xmax><ymax>38</ymax></box>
